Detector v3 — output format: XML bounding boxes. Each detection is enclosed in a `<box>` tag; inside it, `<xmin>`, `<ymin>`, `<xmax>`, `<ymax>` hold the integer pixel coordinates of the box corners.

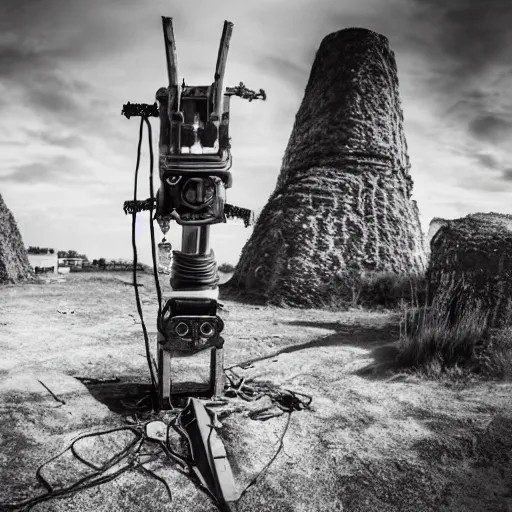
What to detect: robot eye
<box><xmin>199</xmin><ymin>321</ymin><xmax>215</xmax><ymax>337</ymax></box>
<box><xmin>174</xmin><ymin>321</ymin><xmax>190</xmax><ymax>337</ymax></box>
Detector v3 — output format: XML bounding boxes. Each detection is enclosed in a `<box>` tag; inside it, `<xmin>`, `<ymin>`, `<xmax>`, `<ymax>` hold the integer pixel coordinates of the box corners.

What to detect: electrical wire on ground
<box><xmin>0</xmin><ymin>371</ymin><xmax>312</xmax><ymax>512</ymax></box>
<box><xmin>0</xmin><ymin>426</ymin><xmax>172</xmax><ymax>511</ymax></box>
<box><xmin>237</xmin><ymin>411</ymin><xmax>292</xmax><ymax>505</ymax></box>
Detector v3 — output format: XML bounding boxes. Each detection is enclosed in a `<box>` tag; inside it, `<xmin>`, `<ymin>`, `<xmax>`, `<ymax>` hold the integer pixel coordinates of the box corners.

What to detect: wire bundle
<box><xmin>171</xmin><ymin>250</ymin><xmax>219</xmax><ymax>290</ymax></box>
<box><xmin>0</xmin><ymin>369</ymin><xmax>313</xmax><ymax>512</ymax></box>
<box><xmin>0</xmin><ymin>426</ymin><xmax>172</xmax><ymax>511</ymax></box>
<box><xmin>129</xmin><ymin>117</ymin><xmax>162</xmax><ymax>408</ymax></box>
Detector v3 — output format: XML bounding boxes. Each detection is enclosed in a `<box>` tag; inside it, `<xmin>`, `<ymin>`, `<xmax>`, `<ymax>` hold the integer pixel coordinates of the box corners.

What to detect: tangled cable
<box><xmin>170</xmin><ymin>249</ymin><xmax>219</xmax><ymax>290</ymax></box>
<box><xmin>0</xmin><ymin>425</ymin><xmax>172</xmax><ymax>511</ymax></box>
<box><xmin>0</xmin><ymin>371</ymin><xmax>312</xmax><ymax>512</ymax></box>
<box><xmin>222</xmin><ymin>369</ymin><xmax>312</xmax><ymax>421</ymax></box>
<box><xmin>0</xmin><ymin>412</ymin><xmax>226</xmax><ymax>512</ymax></box>
<box><xmin>219</xmin><ymin>368</ymin><xmax>312</xmax><ymax>506</ymax></box>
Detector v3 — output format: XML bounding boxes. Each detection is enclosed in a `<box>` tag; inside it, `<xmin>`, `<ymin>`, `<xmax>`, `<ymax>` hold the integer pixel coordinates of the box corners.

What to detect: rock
<box><xmin>0</xmin><ymin>193</ymin><xmax>32</xmax><ymax>284</ymax></box>
<box><xmin>223</xmin><ymin>28</ymin><xmax>426</xmax><ymax>307</ymax></box>
<box><xmin>427</xmin><ymin>212</ymin><xmax>512</xmax><ymax>328</ymax></box>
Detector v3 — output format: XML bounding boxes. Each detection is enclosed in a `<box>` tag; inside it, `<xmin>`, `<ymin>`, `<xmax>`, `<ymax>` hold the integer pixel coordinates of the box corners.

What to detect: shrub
<box><xmin>474</xmin><ymin>327</ymin><xmax>512</xmax><ymax>380</ymax></box>
<box><xmin>321</xmin><ymin>269</ymin><xmax>427</xmax><ymax>311</ymax></box>
<box><xmin>360</xmin><ymin>271</ymin><xmax>427</xmax><ymax>309</ymax></box>
<box><xmin>218</xmin><ymin>263</ymin><xmax>235</xmax><ymax>273</ymax></box>
<box><xmin>28</xmin><ymin>246</ymin><xmax>54</xmax><ymax>255</ymax></box>
<box><xmin>397</xmin><ymin>286</ymin><xmax>512</xmax><ymax>380</ymax></box>
<box><xmin>333</xmin><ymin>267</ymin><xmax>365</xmax><ymax>308</ymax></box>
<box><xmin>57</xmin><ymin>250</ymin><xmax>88</xmax><ymax>260</ymax></box>
<box><xmin>398</xmin><ymin>298</ymin><xmax>488</xmax><ymax>370</ymax></box>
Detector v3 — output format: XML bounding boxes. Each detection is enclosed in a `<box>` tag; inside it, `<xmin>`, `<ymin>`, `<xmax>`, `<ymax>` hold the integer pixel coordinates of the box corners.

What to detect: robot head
<box><xmin>155</xmin><ymin>18</ymin><xmax>234</xmax><ymax>227</ymax></box>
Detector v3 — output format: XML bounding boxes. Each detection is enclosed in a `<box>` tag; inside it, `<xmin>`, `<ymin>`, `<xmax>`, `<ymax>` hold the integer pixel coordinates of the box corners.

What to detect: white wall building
<box><xmin>58</xmin><ymin>258</ymin><xmax>84</xmax><ymax>268</ymax></box>
<box><xmin>27</xmin><ymin>251</ymin><xmax>58</xmax><ymax>274</ymax></box>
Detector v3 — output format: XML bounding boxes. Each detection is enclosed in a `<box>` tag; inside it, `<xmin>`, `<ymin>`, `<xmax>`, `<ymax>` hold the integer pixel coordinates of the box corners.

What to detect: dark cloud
<box><xmin>0</xmin><ymin>0</ymin><xmax>169</xmax><ymax>114</ymax></box>
<box><xmin>0</xmin><ymin>44</ymin><xmax>45</xmax><ymax>79</ymax></box>
<box><xmin>24</xmin><ymin>129</ymin><xmax>84</xmax><ymax>148</ymax></box>
<box><xmin>258</xmin><ymin>56</ymin><xmax>310</xmax><ymax>91</ymax></box>
<box><xmin>468</xmin><ymin>114</ymin><xmax>512</xmax><ymax>144</ymax></box>
<box><xmin>0</xmin><ymin>43</ymin><xmax>94</xmax><ymax>122</ymax></box>
<box><xmin>256</xmin><ymin>0</ymin><xmax>512</xmax><ymax>102</ymax></box>
<box><xmin>30</xmin><ymin>83</ymin><xmax>82</xmax><ymax>117</ymax></box>
<box><xmin>502</xmin><ymin>169</ymin><xmax>512</xmax><ymax>181</ymax></box>
<box><xmin>473</xmin><ymin>152</ymin><xmax>500</xmax><ymax>170</ymax></box>
<box><xmin>0</xmin><ymin>156</ymin><xmax>90</xmax><ymax>184</ymax></box>
<box><xmin>457</xmin><ymin>176</ymin><xmax>509</xmax><ymax>193</ymax></box>
<box><xmin>410</xmin><ymin>0</ymin><xmax>512</xmax><ymax>80</ymax></box>
<box><xmin>1</xmin><ymin>163</ymin><xmax>57</xmax><ymax>184</ymax></box>
<box><xmin>0</xmin><ymin>0</ymin><xmax>144</xmax><ymax>65</ymax></box>
<box><xmin>0</xmin><ymin>0</ymin><xmax>194</xmax><ymax>158</ymax></box>
<box><xmin>444</xmin><ymin>89</ymin><xmax>488</xmax><ymax>118</ymax></box>
<box><xmin>0</xmin><ymin>0</ymin><xmax>190</xmax><ymax>71</ymax></box>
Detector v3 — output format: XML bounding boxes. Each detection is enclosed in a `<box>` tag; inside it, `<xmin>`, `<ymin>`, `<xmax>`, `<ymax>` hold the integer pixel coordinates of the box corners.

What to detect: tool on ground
<box><xmin>177</xmin><ymin>398</ymin><xmax>239</xmax><ymax>506</ymax></box>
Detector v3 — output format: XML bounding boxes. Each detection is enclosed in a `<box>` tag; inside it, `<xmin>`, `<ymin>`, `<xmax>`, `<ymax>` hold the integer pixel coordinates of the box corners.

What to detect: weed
<box><xmin>322</xmin><ymin>269</ymin><xmax>427</xmax><ymax>311</ymax></box>
<box><xmin>397</xmin><ymin>284</ymin><xmax>512</xmax><ymax>379</ymax></box>
<box><xmin>218</xmin><ymin>263</ymin><xmax>235</xmax><ymax>273</ymax></box>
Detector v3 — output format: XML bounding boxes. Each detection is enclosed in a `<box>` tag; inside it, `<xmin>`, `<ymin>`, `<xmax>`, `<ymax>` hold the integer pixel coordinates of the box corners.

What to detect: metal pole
<box><xmin>181</xmin><ymin>225</ymin><xmax>210</xmax><ymax>254</ymax></box>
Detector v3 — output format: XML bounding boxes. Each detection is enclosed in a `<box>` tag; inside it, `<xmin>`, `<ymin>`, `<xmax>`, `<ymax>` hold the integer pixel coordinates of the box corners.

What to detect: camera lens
<box><xmin>175</xmin><ymin>322</ymin><xmax>189</xmax><ymax>337</ymax></box>
<box><xmin>199</xmin><ymin>321</ymin><xmax>215</xmax><ymax>337</ymax></box>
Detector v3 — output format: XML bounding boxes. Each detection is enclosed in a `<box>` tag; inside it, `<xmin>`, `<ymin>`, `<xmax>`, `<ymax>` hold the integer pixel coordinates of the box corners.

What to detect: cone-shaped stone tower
<box><xmin>224</xmin><ymin>28</ymin><xmax>426</xmax><ymax>307</ymax></box>
<box><xmin>0</xmin><ymin>193</ymin><xmax>32</xmax><ymax>284</ymax></box>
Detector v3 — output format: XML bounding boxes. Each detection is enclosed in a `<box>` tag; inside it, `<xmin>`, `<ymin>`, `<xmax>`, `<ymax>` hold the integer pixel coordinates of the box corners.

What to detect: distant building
<box><xmin>27</xmin><ymin>249</ymin><xmax>58</xmax><ymax>274</ymax></box>
<box><xmin>58</xmin><ymin>257</ymin><xmax>84</xmax><ymax>268</ymax></box>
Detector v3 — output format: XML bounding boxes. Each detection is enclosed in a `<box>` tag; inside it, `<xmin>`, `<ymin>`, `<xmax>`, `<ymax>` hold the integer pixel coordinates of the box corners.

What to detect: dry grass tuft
<box><xmin>321</xmin><ymin>270</ymin><xmax>427</xmax><ymax>311</ymax></box>
<box><xmin>397</xmin><ymin>285</ymin><xmax>512</xmax><ymax>380</ymax></box>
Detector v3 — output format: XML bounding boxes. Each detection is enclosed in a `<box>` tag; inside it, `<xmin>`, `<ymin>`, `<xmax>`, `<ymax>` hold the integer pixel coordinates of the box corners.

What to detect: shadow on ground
<box><xmin>228</xmin><ymin>319</ymin><xmax>402</xmax><ymax>380</ymax></box>
<box><xmin>76</xmin><ymin>378</ymin><xmax>217</xmax><ymax>414</ymax></box>
<box><xmin>74</xmin><ymin>377</ymin><xmax>154</xmax><ymax>414</ymax></box>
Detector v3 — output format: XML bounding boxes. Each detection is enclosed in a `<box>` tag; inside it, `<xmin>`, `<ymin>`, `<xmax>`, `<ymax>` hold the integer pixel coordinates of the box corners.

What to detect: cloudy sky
<box><xmin>1</xmin><ymin>0</ymin><xmax>512</xmax><ymax>265</ymax></box>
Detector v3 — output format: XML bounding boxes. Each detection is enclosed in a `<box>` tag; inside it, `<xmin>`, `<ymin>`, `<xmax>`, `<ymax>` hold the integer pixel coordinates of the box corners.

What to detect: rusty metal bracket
<box><xmin>121</xmin><ymin>102</ymin><xmax>159</xmax><ymax>119</ymax></box>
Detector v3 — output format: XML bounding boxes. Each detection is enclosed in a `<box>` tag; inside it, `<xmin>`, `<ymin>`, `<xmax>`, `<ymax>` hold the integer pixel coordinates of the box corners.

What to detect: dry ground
<box><xmin>0</xmin><ymin>271</ymin><xmax>511</xmax><ymax>512</ymax></box>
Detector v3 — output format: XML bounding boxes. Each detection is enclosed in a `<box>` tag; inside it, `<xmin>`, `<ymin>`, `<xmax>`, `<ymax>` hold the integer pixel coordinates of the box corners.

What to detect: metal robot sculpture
<box><xmin>122</xmin><ymin>17</ymin><xmax>265</xmax><ymax>411</ymax></box>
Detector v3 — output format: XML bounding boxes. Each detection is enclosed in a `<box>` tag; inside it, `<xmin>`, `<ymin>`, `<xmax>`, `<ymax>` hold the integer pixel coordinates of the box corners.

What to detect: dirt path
<box><xmin>0</xmin><ymin>272</ymin><xmax>511</xmax><ymax>511</ymax></box>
